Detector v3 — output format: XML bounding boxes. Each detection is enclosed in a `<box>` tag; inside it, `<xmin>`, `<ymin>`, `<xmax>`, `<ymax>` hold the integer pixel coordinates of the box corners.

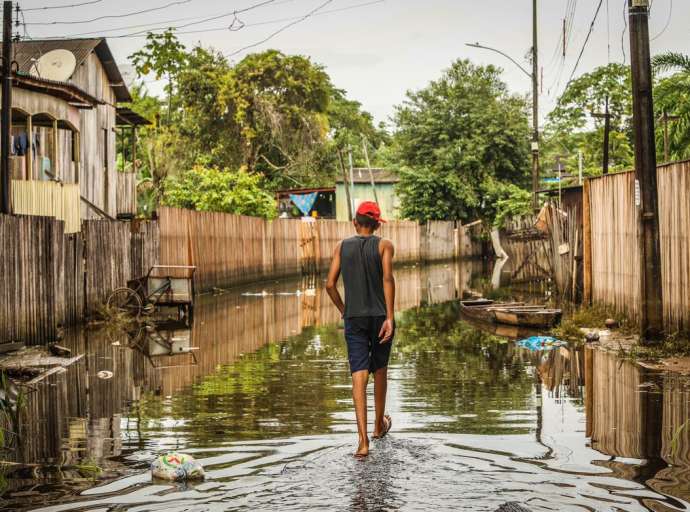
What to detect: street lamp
<box><xmin>465</xmin><ymin>41</ymin><xmax>540</xmax><ymax>210</ymax></box>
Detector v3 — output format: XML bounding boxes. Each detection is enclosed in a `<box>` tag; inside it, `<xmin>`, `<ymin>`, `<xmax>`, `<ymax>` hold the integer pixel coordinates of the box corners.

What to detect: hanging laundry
<box><xmin>13</xmin><ymin>132</ymin><xmax>28</xmax><ymax>156</ymax></box>
<box><xmin>289</xmin><ymin>192</ymin><xmax>318</xmax><ymax>217</ymax></box>
<box><xmin>32</xmin><ymin>133</ymin><xmax>40</xmax><ymax>157</ymax></box>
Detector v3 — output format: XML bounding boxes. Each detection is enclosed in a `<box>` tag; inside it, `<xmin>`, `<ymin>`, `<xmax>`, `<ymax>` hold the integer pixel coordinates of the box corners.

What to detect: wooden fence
<box><xmin>0</xmin><ymin>214</ymin><xmax>159</xmax><ymax>344</ymax></box>
<box><xmin>159</xmin><ymin>207</ymin><xmax>454</xmax><ymax>292</ymax></box>
<box><xmin>501</xmin><ymin>215</ymin><xmax>551</xmax><ymax>289</ymax></box>
<box><xmin>116</xmin><ymin>171</ymin><xmax>137</xmax><ymax>218</ymax></box>
<box><xmin>586</xmin><ymin>346</ymin><xmax>662</xmax><ymax>459</ymax></box>
<box><xmin>11</xmin><ymin>180</ymin><xmax>81</xmax><ymax>233</ymax></box>
<box><xmin>586</xmin><ymin>161</ymin><xmax>690</xmax><ymax>330</ymax></box>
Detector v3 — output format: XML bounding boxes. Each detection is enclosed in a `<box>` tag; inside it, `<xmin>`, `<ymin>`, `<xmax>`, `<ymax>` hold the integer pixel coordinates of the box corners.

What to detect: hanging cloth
<box><xmin>290</xmin><ymin>192</ymin><xmax>318</xmax><ymax>216</ymax></box>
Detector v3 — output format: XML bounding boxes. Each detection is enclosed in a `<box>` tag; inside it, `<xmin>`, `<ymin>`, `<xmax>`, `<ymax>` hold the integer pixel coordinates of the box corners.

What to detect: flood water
<box><xmin>3</xmin><ymin>262</ymin><xmax>690</xmax><ymax>511</ymax></box>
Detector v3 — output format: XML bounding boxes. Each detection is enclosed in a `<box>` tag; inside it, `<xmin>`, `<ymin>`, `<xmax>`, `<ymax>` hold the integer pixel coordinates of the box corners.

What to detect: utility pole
<box><xmin>465</xmin><ymin>0</ymin><xmax>540</xmax><ymax>207</ymax></box>
<box><xmin>592</xmin><ymin>96</ymin><xmax>613</xmax><ymax>174</ymax></box>
<box><xmin>361</xmin><ymin>138</ymin><xmax>379</xmax><ymax>204</ymax></box>
<box><xmin>347</xmin><ymin>144</ymin><xmax>356</xmax><ymax>215</ymax></box>
<box><xmin>0</xmin><ymin>1</ymin><xmax>12</xmax><ymax>215</ymax></box>
<box><xmin>629</xmin><ymin>0</ymin><xmax>663</xmax><ymax>341</ymax></box>
<box><xmin>338</xmin><ymin>149</ymin><xmax>352</xmax><ymax>221</ymax></box>
<box><xmin>578</xmin><ymin>149</ymin><xmax>583</xmax><ymax>185</ymax></box>
<box><xmin>659</xmin><ymin>110</ymin><xmax>679</xmax><ymax>162</ymax></box>
<box><xmin>531</xmin><ymin>0</ymin><xmax>540</xmax><ymax>210</ymax></box>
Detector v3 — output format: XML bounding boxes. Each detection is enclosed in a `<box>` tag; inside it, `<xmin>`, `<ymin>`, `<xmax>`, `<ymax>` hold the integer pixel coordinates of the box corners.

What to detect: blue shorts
<box><xmin>344</xmin><ymin>316</ymin><xmax>393</xmax><ymax>374</ymax></box>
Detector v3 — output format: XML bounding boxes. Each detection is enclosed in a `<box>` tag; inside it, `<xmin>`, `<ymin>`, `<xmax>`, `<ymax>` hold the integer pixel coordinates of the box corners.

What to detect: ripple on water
<box><xmin>26</xmin><ymin>433</ymin><xmax>684</xmax><ymax>512</ymax></box>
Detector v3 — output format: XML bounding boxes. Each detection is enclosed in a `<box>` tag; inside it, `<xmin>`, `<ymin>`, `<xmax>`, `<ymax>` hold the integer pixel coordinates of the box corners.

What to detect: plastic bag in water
<box><xmin>151</xmin><ymin>452</ymin><xmax>205</xmax><ymax>481</ymax></box>
<box><xmin>517</xmin><ymin>336</ymin><xmax>566</xmax><ymax>351</ymax></box>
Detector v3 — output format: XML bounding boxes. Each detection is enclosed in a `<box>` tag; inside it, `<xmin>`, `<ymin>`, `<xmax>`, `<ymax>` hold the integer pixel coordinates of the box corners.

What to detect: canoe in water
<box><xmin>492</xmin><ymin>307</ymin><xmax>562</xmax><ymax>328</ymax></box>
<box><xmin>459</xmin><ymin>300</ymin><xmax>525</xmax><ymax>322</ymax></box>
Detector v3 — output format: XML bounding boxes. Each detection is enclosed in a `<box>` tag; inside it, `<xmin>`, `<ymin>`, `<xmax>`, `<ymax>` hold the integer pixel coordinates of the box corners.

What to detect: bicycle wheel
<box><xmin>107</xmin><ymin>287</ymin><xmax>143</xmax><ymax>317</ymax></box>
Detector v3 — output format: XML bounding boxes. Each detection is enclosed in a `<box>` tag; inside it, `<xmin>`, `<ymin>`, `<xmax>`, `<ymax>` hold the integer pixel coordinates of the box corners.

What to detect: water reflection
<box><xmin>4</xmin><ymin>261</ymin><xmax>690</xmax><ymax>511</ymax></box>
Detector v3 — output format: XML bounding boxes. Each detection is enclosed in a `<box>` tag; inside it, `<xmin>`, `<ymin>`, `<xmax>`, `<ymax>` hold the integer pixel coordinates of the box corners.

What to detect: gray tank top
<box><xmin>340</xmin><ymin>235</ymin><xmax>386</xmax><ymax>318</ymax></box>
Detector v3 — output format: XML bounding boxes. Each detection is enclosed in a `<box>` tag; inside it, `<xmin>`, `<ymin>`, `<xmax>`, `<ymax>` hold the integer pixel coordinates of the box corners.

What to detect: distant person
<box><xmin>325</xmin><ymin>201</ymin><xmax>395</xmax><ymax>458</ymax></box>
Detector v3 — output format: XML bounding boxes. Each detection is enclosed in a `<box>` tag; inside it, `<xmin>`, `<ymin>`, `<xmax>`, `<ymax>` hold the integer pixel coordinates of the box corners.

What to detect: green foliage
<box><xmin>482</xmin><ymin>179</ymin><xmax>533</xmax><ymax>228</ymax></box>
<box><xmin>542</xmin><ymin>63</ymin><xmax>634</xmax><ymax>177</ymax></box>
<box><xmin>162</xmin><ymin>165</ymin><xmax>277</xmax><ymax>218</ymax></box>
<box><xmin>392</xmin><ymin>59</ymin><xmax>530</xmax><ymax>223</ymax></box>
<box><xmin>548</xmin><ymin>63</ymin><xmax>632</xmax><ymax>133</ymax></box>
<box><xmin>654</xmin><ymin>71</ymin><xmax>690</xmax><ymax>161</ymax></box>
<box><xmin>220</xmin><ymin>50</ymin><xmax>332</xmax><ymax>188</ymax></box>
<box><xmin>127</xmin><ymin>37</ymin><xmax>384</xmax><ymax>215</ymax></box>
<box><xmin>129</xmin><ymin>29</ymin><xmax>188</xmax><ymax>122</ymax></box>
<box><xmin>652</xmin><ymin>52</ymin><xmax>690</xmax><ymax>74</ymax></box>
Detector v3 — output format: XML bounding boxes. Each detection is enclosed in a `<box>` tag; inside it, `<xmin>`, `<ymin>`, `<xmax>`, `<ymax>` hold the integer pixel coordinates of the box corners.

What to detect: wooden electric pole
<box><xmin>592</xmin><ymin>96</ymin><xmax>613</xmax><ymax>174</ymax></box>
<box><xmin>338</xmin><ymin>149</ymin><xmax>352</xmax><ymax>221</ymax></box>
<box><xmin>531</xmin><ymin>0</ymin><xmax>540</xmax><ymax>210</ymax></box>
<box><xmin>0</xmin><ymin>1</ymin><xmax>12</xmax><ymax>215</ymax></box>
<box><xmin>361</xmin><ymin>138</ymin><xmax>379</xmax><ymax>204</ymax></box>
<box><xmin>659</xmin><ymin>110</ymin><xmax>679</xmax><ymax>163</ymax></box>
<box><xmin>628</xmin><ymin>0</ymin><xmax>663</xmax><ymax>341</ymax></box>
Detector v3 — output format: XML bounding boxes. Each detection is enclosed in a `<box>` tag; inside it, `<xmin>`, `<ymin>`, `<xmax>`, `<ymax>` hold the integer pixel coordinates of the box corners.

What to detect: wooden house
<box><xmin>2</xmin><ymin>38</ymin><xmax>149</xmax><ymax>230</ymax></box>
<box><xmin>336</xmin><ymin>168</ymin><xmax>400</xmax><ymax>221</ymax></box>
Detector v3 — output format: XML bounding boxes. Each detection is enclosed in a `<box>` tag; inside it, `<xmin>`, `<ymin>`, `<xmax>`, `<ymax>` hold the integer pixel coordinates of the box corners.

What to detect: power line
<box><xmin>566</xmin><ymin>0</ymin><xmax>605</xmax><ymax>84</ymax></box>
<box><xmin>226</xmin><ymin>0</ymin><xmax>335</xmax><ymax>58</ymax></box>
<box><xmin>32</xmin><ymin>0</ymin><xmax>296</xmax><ymax>38</ymax></box>
<box><xmin>22</xmin><ymin>0</ymin><xmax>103</xmax><ymax>11</ymax></box>
<box><xmin>621</xmin><ymin>0</ymin><xmax>627</xmax><ymax>62</ymax></box>
<box><xmin>28</xmin><ymin>1</ymin><xmax>384</xmax><ymax>41</ymax></box>
<box><xmin>24</xmin><ymin>0</ymin><xmax>194</xmax><ymax>26</ymax></box>
<box><xmin>651</xmin><ymin>0</ymin><xmax>672</xmax><ymax>41</ymax></box>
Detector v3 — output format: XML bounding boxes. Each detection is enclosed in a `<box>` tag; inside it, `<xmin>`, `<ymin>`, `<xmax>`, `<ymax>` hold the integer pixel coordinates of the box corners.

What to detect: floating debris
<box><xmin>517</xmin><ymin>336</ymin><xmax>566</xmax><ymax>351</ymax></box>
<box><xmin>151</xmin><ymin>452</ymin><xmax>205</xmax><ymax>481</ymax></box>
<box><xmin>96</xmin><ymin>370</ymin><xmax>113</xmax><ymax>380</ymax></box>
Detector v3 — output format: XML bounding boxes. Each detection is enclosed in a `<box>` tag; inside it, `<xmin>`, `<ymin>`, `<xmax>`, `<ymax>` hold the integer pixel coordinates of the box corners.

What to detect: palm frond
<box><xmin>652</xmin><ymin>52</ymin><xmax>690</xmax><ymax>74</ymax></box>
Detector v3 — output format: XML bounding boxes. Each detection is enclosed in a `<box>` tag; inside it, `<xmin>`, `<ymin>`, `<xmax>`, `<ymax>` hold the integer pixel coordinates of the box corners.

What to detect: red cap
<box><xmin>356</xmin><ymin>201</ymin><xmax>386</xmax><ymax>223</ymax></box>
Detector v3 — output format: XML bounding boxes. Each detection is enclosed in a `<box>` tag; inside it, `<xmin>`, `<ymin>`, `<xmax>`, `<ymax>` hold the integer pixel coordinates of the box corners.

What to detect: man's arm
<box><xmin>378</xmin><ymin>239</ymin><xmax>395</xmax><ymax>343</ymax></box>
<box><xmin>325</xmin><ymin>242</ymin><xmax>345</xmax><ymax>315</ymax></box>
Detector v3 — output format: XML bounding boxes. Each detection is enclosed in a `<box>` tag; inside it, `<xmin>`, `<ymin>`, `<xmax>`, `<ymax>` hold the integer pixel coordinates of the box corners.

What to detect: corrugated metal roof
<box><xmin>13</xmin><ymin>71</ymin><xmax>102</xmax><ymax>108</ymax></box>
<box><xmin>3</xmin><ymin>38</ymin><xmax>131</xmax><ymax>103</ymax></box>
<box><xmin>336</xmin><ymin>168</ymin><xmax>399</xmax><ymax>184</ymax></box>
<box><xmin>116</xmin><ymin>107</ymin><xmax>152</xmax><ymax>126</ymax></box>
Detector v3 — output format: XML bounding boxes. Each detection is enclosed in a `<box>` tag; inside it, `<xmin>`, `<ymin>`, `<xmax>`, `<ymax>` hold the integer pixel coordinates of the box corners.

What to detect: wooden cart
<box><xmin>107</xmin><ymin>265</ymin><xmax>196</xmax><ymax>325</ymax></box>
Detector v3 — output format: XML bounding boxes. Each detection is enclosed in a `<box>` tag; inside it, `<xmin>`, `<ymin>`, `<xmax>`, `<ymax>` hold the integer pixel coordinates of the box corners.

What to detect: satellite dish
<box><xmin>29</xmin><ymin>49</ymin><xmax>77</xmax><ymax>82</ymax></box>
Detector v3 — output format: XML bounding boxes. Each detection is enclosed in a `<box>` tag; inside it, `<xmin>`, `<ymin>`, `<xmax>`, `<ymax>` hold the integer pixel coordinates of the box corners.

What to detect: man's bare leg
<box><xmin>352</xmin><ymin>369</ymin><xmax>369</xmax><ymax>457</ymax></box>
<box><xmin>372</xmin><ymin>366</ymin><xmax>389</xmax><ymax>438</ymax></box>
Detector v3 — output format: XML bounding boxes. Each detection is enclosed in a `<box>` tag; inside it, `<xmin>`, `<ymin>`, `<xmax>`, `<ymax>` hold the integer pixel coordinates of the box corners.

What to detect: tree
<box><xmin>652</xmin><ymin>52</ymin><xmax>690</xmax><ymax>74</ymax></box>
<box><xmin>162</xmin><ymin>165</ymin><xmax>276</xmax><ymax>218</ymax></box>
<box><xmin>547</xmin><ymin>63</ymin><xmax>632</xmax><ymax>134</ymax></box>
<box><xmin>653</xmin><ymin>52</ymin><xmax>690</xmax><ymax>161</ymax></box>
<box><xmin>129</xmin><ymin>29</ymin><xmax>188</xmax><ymax>123</ymax></box>
<box><xmin>542</xmin><ymin>63</ymin><xmax>634</xmax><ymax>176</ymax></box>
<box><xmin>392</xmin><ymin>59</ymin><xmax>530</xmax><ymax>223</ymax></box>
<box><xmin>220</xmin><ymin>50</ymin><xmax>332</xmax><ymax>188</ymax></box>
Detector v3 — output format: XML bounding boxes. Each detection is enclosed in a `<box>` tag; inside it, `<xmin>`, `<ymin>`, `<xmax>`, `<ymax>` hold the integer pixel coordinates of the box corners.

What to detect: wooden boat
<box><xmin>491</xmin><ymin>306</ymin><xmax>562</xmax><ymax>328</ymax></box>
<box><xmin>460</xmin><ymin>299</ymin><xmax>524</xmax><ymax>322</ymax></box>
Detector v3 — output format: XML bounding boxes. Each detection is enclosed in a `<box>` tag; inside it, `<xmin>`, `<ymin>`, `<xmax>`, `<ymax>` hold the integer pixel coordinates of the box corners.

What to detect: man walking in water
<box><xmin>325</xmin><ymin>201</ymin><xmax>395</xmax><ymax>458</ymax></box>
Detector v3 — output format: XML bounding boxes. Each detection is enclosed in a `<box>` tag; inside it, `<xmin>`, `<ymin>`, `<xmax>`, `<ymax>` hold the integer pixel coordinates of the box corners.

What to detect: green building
<box><xmin>336</xmin><ymin>168</ymin><xmax>400</xmax><ymax>221</ymax></box>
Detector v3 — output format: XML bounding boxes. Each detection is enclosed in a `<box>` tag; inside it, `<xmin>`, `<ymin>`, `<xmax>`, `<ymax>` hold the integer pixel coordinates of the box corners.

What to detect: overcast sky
<box><xmin>20</xmin><ymin>0</ymin><xmax>689</xmax><ymax>128</ymax></box>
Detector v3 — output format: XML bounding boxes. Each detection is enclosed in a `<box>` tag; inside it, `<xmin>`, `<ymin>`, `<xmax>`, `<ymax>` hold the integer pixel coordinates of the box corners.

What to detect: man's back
<box><xmin>340</xmin><ymin>235</ymin><xmax>386</xmax><ymax>319</ymax></box>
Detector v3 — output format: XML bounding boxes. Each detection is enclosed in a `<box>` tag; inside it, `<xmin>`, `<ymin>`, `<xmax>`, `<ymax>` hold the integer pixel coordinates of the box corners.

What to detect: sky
<box><xmin>18</xmin><ymin>0</ymin><xmax>689</xmax><ymax>128</ymax></box>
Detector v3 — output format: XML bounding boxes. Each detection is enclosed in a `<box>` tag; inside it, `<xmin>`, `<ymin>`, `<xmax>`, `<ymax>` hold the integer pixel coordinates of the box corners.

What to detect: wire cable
<box><xmin>35</xmin><ymin>0</ymin><xmax>296</xmax><ymax>38</ymax></box>
<box><xmin>226</xmin><ymin>0</ymin><xmax>334</xmax><ymax>58</ymax></box>
<box><xmin>566</xmin><ymin>0</ymin><xmax>605</xmax><ymax>84</ymax></box>
<box><xmin>29</xmin><ymin>1</ymin><xmax>384</xmax><ymax>41</ymax></box>
<box><xmin>621</xmin><ymin>0</ymin><xmax>627</xmax><ymax>62</ymax></box>
<box><xmin>24</xmin><ymin>0</ymin><xmax>194</xmax><ymax>26</ymax></box>
<box><xmin>651</xmin><ymin>0</ymin><xmax>672</xmax><ymax>41</ymax></box>
<box><xmin>23</xmin><ymin>0</ymin><xmax>103</xmax><ymax>11</ymax></box>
